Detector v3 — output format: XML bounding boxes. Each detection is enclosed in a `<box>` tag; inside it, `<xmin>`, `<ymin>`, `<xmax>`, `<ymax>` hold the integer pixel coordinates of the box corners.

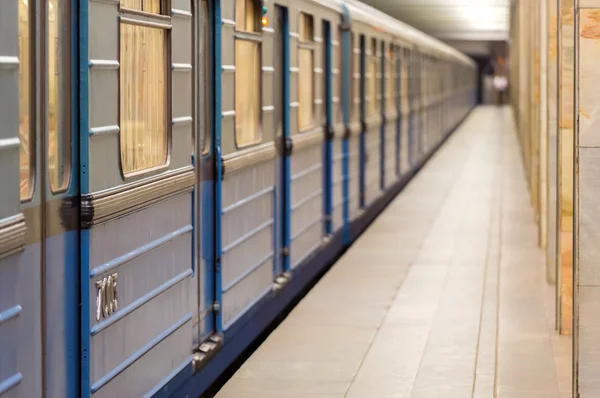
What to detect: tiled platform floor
<box><xmin>216</xmin><ymin>106</ymin><xmax>572</xmax><ymax>398</ymax></box>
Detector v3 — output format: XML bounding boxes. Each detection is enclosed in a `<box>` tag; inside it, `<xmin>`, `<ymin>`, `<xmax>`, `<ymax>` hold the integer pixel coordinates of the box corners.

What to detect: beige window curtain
<box><xmin>19</xmin><ymin>0</ymin><xmax>31</xmax><ymax>199</ymax></box>
<box><xmin>351</xmin><ymin>34</ymin><xmax>359</xmax><ymax>121</ymax></box>
<box><xmin>235</xmin><ymin>39</ymin><xmax>261</xmax><ymax>146</ymax></box>
<box><xmin>120</xmin><ymin>15</ymin><xmax>168</xmax><ymax>174</ymax></box>
<box><xmin>234</xmin><ymin>0</ymin><xmax>261</xmax><ymax>147</ymax></box>
<box><xmin>298</xmin><ymin>13</ymin><xmax>315</xmax><ymax>132</ymax></box>
<box><xmin>48</xmin><ymin>0</ymin><xmax>70</xmax><ymax>191</ymax></box>
<box><xmin>121</xmin><ymin>0</ymin><xmax>161</xmax><ymax>13</ymax></box>
<box><xmin>386</xmin><ymin>46</ymin><xmax>395</xmax><ymax>111</ymax></box>
<box><xmin>298</xmin><ymin>48</ymin><xmax>314</xmax><ymax>131</ymax></box>
<box><xmin>368</xmin><ymin>57</ymin><xmax>377</xmax><ymax>116</ymax></box>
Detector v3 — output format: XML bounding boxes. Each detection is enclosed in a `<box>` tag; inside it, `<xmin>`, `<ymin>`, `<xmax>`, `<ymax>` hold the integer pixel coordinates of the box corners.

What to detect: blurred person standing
<box><xmin>493</xmin><ymin>74</ymin><xmax>508</xmax><ymax>105</ymax></box>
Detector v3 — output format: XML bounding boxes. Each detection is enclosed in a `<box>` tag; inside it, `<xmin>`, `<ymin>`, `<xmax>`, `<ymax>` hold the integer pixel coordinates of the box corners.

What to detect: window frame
<box><xmin>120</xmin><ymin>0</ymin><xmax>166</xmax><ymax>14</ymax></box>
<box><xmin>233</xmin><ymin>0</ymin><xmax>263</xmax><ymax>149</ymax></box>
<box><xmin>297</xmin><ymin>12</ymin><xmax>316</xmax><ymax>133</ymax></box>
<box><xmin>335</xmin><ymin>27</ymin><xmax>342</xmax><ymax>123</ymax></box>
<box><xmin>367</xmin><ymin>37</ymin><xmax>378</xmax><ymax>117</ymax></box>
<box><xmin>47</xmin><ymin>0</ymin><xmax>73</xmax><ymax>194</ymax></box>
<box><xmin>117</xmin><ymin>0</ymin><xmax>172</xmax><ymax>179</ymax></box>
<box><xmin>385</xmin><ymin>42</ymin><xmax>395</xmax><ymax>113</ymax></box>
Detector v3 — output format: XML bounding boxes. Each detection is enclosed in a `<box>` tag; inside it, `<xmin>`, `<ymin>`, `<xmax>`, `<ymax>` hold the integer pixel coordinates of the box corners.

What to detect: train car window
<box><xmin>120</xmin><ymin>0</ymin><xmax>163</xmax><ymax>13</ymax></box>
<box><xmin>119</xmin><ymin>1</ymin><xmax>169</xmax><ymax>174</ymax></box>
<box><xmin>386</xmin><ymin>44</ymin><xmax>394</xmax><ymax>111</ymax></box>
<box><xmin>236</xmin><ymin>0</ymin><xmax>258</xmax><ymax>32</ymax></box>
<box><xmin>235</xmin><ymin>0</ymin><xmax>261</xmax><ymax>147</ymax></box>
<box><xmin>367</xmin><ymin>38</ymin><xmax>377</xmax><ymax>116</ymax></box>
<box><xmin>48</xmin><ymin>0</ymin><xmax>71</xmax><ymax>192</ymax></box>
<box><xmin>298</xmin><ymin>13</ymin><xmax>315</xmax><ymax>132</ymax></box>
<box><xmin>298</xmin><ymin>13</ymin><xmax>314</xmax><ymax>41</ymax></box>
<box><xmin>19</xmin><ymin>0</ymin><xmax>33</xmax><ymax>200</ymax></box>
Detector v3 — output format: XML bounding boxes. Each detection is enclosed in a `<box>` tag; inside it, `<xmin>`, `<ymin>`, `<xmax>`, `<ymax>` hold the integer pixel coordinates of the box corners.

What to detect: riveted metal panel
<box><xmin>348</xmin><ymin>134</ymin><xmax>361</xmax><ymax>220</ymax></box>
<box><xmin>384</xmin><ymin>120</ymin><xmax>397</xmax><ymax>188</ymax></box>
<box><xmin>332</xmin><ymin>136</ymin><xmax>344</xmax><ymax>232</ymax></box>
<box><xmin>290</xmin><ymin>143</ymin><xmax>323</xmax><ymax>268</ymax></box>
<box><xmin>0</xmin><ymin>247</ymin><xmax>42</xmax><ymax>398</ymax></box>
<box><xmin>221</xmin><ymin>158</ymin><xmax>275</xmax><ymax>328</ymax></box>
<box><xmin>364</xmin><ymin>124</ymin><xmax>381</xmax><ymax>205</ymax></box>
<box><xmin>90</xmin><ymin>320</ymin><xmax>192</xmax><ymax>398</ymax></box>
<box><xmin>88</xmin><ymin>0</ymin><xmax>122</xmax><ymax>190</ymax></box>
<box><xmin>87</xmin><ymin>193</ymin><xmax>195</xmax><ymax>398</ymax></box>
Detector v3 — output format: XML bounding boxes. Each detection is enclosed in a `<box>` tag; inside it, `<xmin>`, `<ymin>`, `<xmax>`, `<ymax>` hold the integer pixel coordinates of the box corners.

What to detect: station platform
<box><xmin>215</xmin><ymin>106</ymin><xmax>571</xmax><ymax>398</ymax></box>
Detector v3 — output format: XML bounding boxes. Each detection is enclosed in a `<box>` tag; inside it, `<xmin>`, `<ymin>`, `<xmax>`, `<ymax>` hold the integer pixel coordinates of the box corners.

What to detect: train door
<box><xmin>0</xmin><ymin>1</ymin><xmax>79</xmax><ymax>397</ymax></box>
<box><xmin>323</xmin><ymin>21</ymin><xmax>333</xmax><ymax>236</ymax></box>
<box><xmin>383</xmin><ymin>41</ymin><xmax>399</xmax><ymax>190</ymax></box>
<box><xmin>359</xmin><ymin>34</ymin><xmax>366</xmax><ymax>208</ymax></box>
<box><xmin>197</xmin><ymin>0</ymin><xmax>216</xmax><ymax>347</ymax></box>
<box><xmin>217</xmin><ymin>0</ymin><xmax>278</xmax><ymax>336</ymax></box>
<box><xmin>287</xmin><ymin>11</ymin><xmax>324</xmax><ymax>269</ymax></box>
<box><xmin>339</xmin><ymin>17</ymin><xmax>354</xmax><ymax>244</ymax></box>
<box><xmin>330</xmin><ymin>23</ymin><xmax>345</xmax><ymax>238</ymax></box>
<box><xmin>345</xmin><ymin>30</ymin><xmax>361</xmax><ymax>228</ymax></box>
<box><xmin>417</xmin><ymin>52</ymin><xmax>424</xmax><ymax>162</ymax></box>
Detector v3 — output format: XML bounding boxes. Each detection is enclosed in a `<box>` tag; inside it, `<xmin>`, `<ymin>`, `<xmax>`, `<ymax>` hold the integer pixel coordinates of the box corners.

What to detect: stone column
<box><xmin>575</xmin><ymin>1</ymin><xmax>600</xmax><ymax>395</ymax></box>
<box><xmin>558</xmin><ymin>0</ymin><xmax>574</xmax><ymax>336</ymax></box>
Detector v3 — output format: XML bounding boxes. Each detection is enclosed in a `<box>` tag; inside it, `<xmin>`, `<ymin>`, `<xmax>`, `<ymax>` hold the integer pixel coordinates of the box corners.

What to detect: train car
<box><xmin>0</xmin><ymin>0</ymin><xmax>476</xmax><ymax>397</ymax></box>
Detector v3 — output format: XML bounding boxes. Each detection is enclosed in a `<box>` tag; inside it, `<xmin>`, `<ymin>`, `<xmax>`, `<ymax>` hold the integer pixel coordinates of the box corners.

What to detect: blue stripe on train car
<box><xmin>323</xmin><ymin>21</ymin><xmax>333</xmax><ymax>236</ymax></box>
<box><xmin>46</xmin><ymin>231</ymin><xmax>79</xmax><ymax>398</ymax></box>
<box><xmin>340</xmin><ymin>4</ymin><xmax>351</xmax><ymax>246</ymax></box>
<box><xmin>282</xmin><ymin>6</ymin><xmax>291</xmax><ymax>273</ymax></box>
<box><xmin>274</xmin><ymin>3</ymin><xmax>285</xmax><ymax>277</ymax></box>
<box><xmin>358</xmin><ymin>36</ymin><xmax>366</xmax><ymax>209</ymax></box>
<box><xmin>78</xmin><ymin>0</ymin><xmax>90</xmax><ymax>394</ymax></box>
<box><xmin>80</xmin><ymin>230</ymin><xmax>91</xmax><ymax>398</ymax></box>
<box><xmin>212</xmin><ymin>0</ymin><xmax>224</xmax><ymax>334</ymax></box>
<box><xmin>61</xmin><ymin>0</ymin><xmax>80</xmax><ymax>395</ymax></box>
<box><xmin>273</xmin><ymin>6</ymin><xmax>286</xmax><ymax>277</ymax></box>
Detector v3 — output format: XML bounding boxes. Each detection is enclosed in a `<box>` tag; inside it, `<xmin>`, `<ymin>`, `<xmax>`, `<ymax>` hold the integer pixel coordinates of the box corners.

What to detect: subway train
<box><xmin>0</xmin><ymin>0</ymin><xmax>476</xmax><ymax>397</ymax></box>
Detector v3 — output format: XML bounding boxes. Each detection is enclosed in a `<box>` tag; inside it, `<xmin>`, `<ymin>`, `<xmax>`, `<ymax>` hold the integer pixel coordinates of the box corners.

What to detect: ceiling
<box><xmin>360</xmin><ymin>0</ymin><xmax>510</xmax><ymax>42</ymax></box>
